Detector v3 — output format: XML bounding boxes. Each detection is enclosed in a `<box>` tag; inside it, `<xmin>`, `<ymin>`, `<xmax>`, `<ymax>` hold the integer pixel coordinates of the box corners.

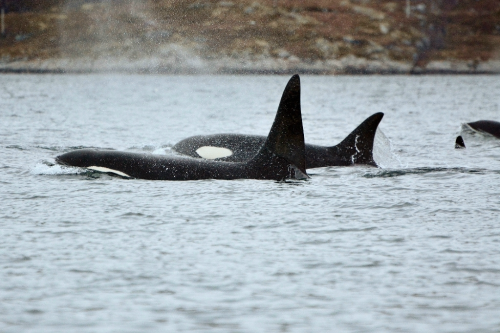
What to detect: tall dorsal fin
<box><xmin>252</xmin><ymin>74</ymin><xmax>307</xmax><ymax>176</ymax></box>
<box><xmin>330</xmin><ymin>112</ymin><xmax>384</xmax><ymax>166</ymax></box>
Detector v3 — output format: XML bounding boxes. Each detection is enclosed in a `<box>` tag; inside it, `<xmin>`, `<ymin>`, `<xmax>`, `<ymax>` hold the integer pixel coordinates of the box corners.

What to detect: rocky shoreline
<box><xmin>1</xmin><ymin>57</ymin><xmax>499</xmax><ymax>75</ymax></box>
<box><xmin>1</xmin><ymin>0</ymin><xmax>499</xmax><ymax>75</ymax></box>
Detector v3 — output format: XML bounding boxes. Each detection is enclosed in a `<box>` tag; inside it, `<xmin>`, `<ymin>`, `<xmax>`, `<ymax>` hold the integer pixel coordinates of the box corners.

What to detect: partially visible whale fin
<box><xmin>249</xmin><ymin>74</ymin><xmax>308</xmax><ymax>178</ymax></box>
<box><xmin>330</xmin><ymin>112</ymin><xmax>384</xmax><ymax>167</ymax></box>
<box><xmin>466</xmin><ymin>120</ymin><xmax>500</xmax><ymax>139</ymax></box>
<box><xmin>455</xmin><ymin>135</ymin><xmax>466</xmax><ymax>149</ymax></box>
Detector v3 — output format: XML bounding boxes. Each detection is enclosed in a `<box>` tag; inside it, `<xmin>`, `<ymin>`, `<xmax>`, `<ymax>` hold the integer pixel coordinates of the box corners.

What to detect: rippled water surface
<box><xmin>1</xmin><ymin>74</ymin><xmax>500</xmax><ymax>333</ymax></box>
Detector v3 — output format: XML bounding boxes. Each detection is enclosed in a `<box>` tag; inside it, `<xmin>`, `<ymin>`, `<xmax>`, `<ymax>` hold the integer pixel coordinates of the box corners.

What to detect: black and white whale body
<box><xmin>465</xmin><ymin>120</ymin><xmax>500</xmax><ymax>139</ymax></box>
<box><xmin>172</xmin><ymin>112</ymin><xmax>384</xmax><ymax>168</ymax></box>
<box><xmin>56</xmin><ymin>75</ymin><xmax>307</xmax><ymax>181</ymax></box>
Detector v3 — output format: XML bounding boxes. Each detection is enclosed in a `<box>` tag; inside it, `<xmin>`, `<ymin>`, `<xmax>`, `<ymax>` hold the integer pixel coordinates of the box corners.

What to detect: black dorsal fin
<box><xmin>251</xmin><ymin>74</ymin><xmax>307</xmax><ymax>176</ymax></box>
<box><xmin>330</xmin><ymin>112</ymin><xmax>384</xmax><ymax>166</ymax></box>
<box><xmin>455</xmin><ymin>135</ymin><xmax>466</xmax><ymax>149</ymax></box>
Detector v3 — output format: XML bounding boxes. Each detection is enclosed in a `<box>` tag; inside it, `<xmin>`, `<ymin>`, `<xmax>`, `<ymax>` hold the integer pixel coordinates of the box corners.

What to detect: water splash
<box><xmin>372</xmin><ymin>129</ymin><xmax>405</xmax><ymax>169</ymax></box>
<box><xmin>363</xmin><ymin>167</ymin><xmax>487</xmax><ymax>179</ymax></box>
<box><xmin>31</xmin><ymin>162</ymin><xmax>83</xmax><ymax>175</ymax></box>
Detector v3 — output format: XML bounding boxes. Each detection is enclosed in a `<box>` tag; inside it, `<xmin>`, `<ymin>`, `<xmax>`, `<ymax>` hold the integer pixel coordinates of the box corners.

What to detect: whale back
<box><xmin>172</xmin><ymin>111</ymin><xmax>383</xmax><ymax>169</ymax></box>
<box><xmin>467</xmin><ymin>120</ymin><xmax>500</xmax><ymax>139</ymax></box>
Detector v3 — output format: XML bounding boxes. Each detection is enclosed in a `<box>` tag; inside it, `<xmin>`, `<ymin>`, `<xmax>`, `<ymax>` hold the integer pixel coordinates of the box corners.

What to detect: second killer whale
<box><xmin>56</xmin><ymin>75</ymin><xmax>308</xmax><ymax>181</ymax></box>
<box><xmin>465</xmin><ymin>120</ymin><xmax>500</xmax><ymax>139</ymax></box>
<box><xmin>455</xmin><ymin>120</ymin><xmax>500</xmax><ymax>149</ymax></box>
<box><xmin>172</xmin><ymin>112</ymin><xmax>384</xmax><ymax>168</ymax></box>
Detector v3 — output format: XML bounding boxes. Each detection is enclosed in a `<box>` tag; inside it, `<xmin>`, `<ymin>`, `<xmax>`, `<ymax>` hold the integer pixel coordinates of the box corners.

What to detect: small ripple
<box><xmin>90</xmin><ymin>229</ymin><xmax>127</xmax><ymax>234</ymax></box>
<box><xmin>411</xmin><ymin>293</ymin><xmax>448</xmax><ymax>299</ymax></box>
<box><xmin>433</xmin><ymin>305</ymin><xmax>476</xmax><ymax>311</ymax></box>
<box><xmin>300</xmin><ymin>239</ymin><xmax>332</xmax><ymax>245</ymax></box>
<box><xmin>23</xmin><ymin>195</ymin><xmax>49</xmax><ymax>200</ymax></box>
<box><xmin>157</xmin><ymin>289</ymin><xmax>175</xmax><ymax>295</ymax></box>
<box><xmin>446</xmin><ymin>263</ymin><xmax>500</xmax><ymax>274</ymax></box>
<box><xmin>25</xmin><ymin>309</ymin><xmax>44</xmax><ymax>315</ymax></box>
<box><xmin>430</xmin><ymin>235</ymin><xmax>452</xmax><ymax>239</ymax></box>
<box><xmin>120</xmin><ymin>212</ymin><xmax>156</xmax><ymax>219</ymax></box>
<box><xmin>69</xmin><ymin>269</ymin><xmax>95</xmax><ymax>274</ymax></box>
<box><xmin>120</xmin><ymin>212</ymin><xmax>146</xmax><ymax>217</ymax></box>
<box><xmin>363</xmin><ymin>167</ymin><xmax>487</xmax><ymax>178</ymax></box>
<box><xmin>304</xmin><ymin>227</ymin><xmax>377</xmax><ymax>234</ymax></box>
<box><xmin>345</xmin><ymin>261</ymin><xmax>382</xmax><ymax>268</ymax></box>
<box><xmin>35</xmin><ymin>145</ymin><xmax>66</xmax><ymax>152</ymax></box>
<box><xmin>273</xmin><ymin>271</ymin><xmax>300</xmax><ymax>277</ymax></box>
<box><xmin>378</xmin><ymin>236</ymin><xmax>405</xmax><ymax>243</ymax></box>
<box><xmin>38</xmin><ymin>230</ymin><xmax>78</xmax><ymax>235</ymax></box>
<box><xmin>476</xmin><ymin>280</ymin><xmax>500</xmax><ymax>287</ymax></box>
<box><xmin>9</xmin><ymin>255</ymin><xmax>32</xmax><ymax>263</ymax></box>
<box><xmin>54</xmin><ymin>146</ymin><xmax>116</xmax><ymax>152</ymax></box>
<box><xmin>5</xmin><ymin>145</ymin><xmax>26</xmax><ymax>150</ymax></box>
<box><xmin>440</xmin><ymin>248</ymin><xmax>476</xmax><ymax>254</ymax></box>
<box><xmin>85</xmin><ymin>307</ymin><xmax>105</xmax><ymax>312</ymax></box>
<box><xmin>454</xmin><ymin>267</ymin><xmax>500</xmax><ymax>274</ymax></box>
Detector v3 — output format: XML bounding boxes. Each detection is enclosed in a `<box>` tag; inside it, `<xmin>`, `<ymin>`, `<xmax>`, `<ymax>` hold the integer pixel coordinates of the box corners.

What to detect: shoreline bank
<box><xmin>1</xmin><ymin>58</ymin><xmax>499</xmax><ymax>75</ymax></box>
<box><xmin>1</xmin><ymin>1</ymin><xmax>499</xmax><ymax>76</ymax></box>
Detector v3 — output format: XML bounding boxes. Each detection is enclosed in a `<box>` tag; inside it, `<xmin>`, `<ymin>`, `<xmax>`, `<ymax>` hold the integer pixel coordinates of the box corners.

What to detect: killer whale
<box><xmin>172</xmin><ymin>112</ymin><xmax>384</xmax><ymax>168</ymax></box>
<box><xmin>465</xmin><ymin>120</ymin><xmax>500</xmax><ymax>139</ymax></box>
<box><xmin>56</xmin><ymin>75</ymin><xmax>308</xmax><ymax>181</ymax></box>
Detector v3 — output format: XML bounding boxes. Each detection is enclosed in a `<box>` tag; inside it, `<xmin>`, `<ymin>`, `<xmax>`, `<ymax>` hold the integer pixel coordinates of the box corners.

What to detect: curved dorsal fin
<box><xmin>330</xmin><ymin>112</ymin><xmax>384</xmax><ymax>166</ymax></box>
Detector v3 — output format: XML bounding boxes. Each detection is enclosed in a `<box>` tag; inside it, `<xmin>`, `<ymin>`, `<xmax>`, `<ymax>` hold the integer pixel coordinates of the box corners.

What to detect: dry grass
<box><xmin>0</xmin><ymin>0</ymin><xmax>498</xmax><ymax>65</ymax></box>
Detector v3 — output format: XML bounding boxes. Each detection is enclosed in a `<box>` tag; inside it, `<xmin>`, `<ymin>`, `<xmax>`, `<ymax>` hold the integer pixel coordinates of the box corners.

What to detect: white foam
<box><xmin>196</xmin><ymin>146</ymin><xmax>233</xmax><ymax>159</ymax></box>
<box><xmin>288</xmin><ymin>165</ymin><xmax>309</xmax><ymax>180</ymax></box>
<box><xmin>87</xmin><ymin>166</ymin><xmax>131</xmax><ymax>178</ymax></box>
<box><xmin>31</xmin><ymin>163</ymin><xmax>83</xmax><ymax>175</ymax></box>
<box><xmin>152</xmin><ymin>147</ymin><xmax>169</xmax><ymax>155</ymax></box>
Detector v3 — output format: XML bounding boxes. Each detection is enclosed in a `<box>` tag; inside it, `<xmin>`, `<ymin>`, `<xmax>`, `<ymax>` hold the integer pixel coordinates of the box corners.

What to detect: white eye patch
<box><xmin>87</xmin><ymin>166</ymin><xmax>131</xmax><ymax>178</ymax></box>
<box><xmin>195</xmin><ymin>146</ymin><xmax>233</xmax><ymax>159</ymax></box>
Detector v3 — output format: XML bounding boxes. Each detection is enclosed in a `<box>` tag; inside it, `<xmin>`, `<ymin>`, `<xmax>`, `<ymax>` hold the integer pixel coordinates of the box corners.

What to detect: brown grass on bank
<box><xmin>0</xmin><ymin>0</ymin><xmax>499</xmax><ymax>66</ymax></box>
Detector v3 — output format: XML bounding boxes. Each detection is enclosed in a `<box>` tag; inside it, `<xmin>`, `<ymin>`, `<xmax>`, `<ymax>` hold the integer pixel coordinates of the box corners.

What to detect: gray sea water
<box><xmin>1</xmin><ymin>74</ymin><xmax>500</xmax><ymax>333</ymax></box>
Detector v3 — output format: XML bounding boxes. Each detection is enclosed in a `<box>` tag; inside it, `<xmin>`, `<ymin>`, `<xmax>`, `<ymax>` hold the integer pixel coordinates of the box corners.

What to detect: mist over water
<box><xmin>1</xmin><ymin>75</ymin><xmax>500</xmax><ymax>332</ymax></box>
<box><xmin>58</xmin><ymin>0</ymin><xmax>208</xmax><ymax>73</ymax></box>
